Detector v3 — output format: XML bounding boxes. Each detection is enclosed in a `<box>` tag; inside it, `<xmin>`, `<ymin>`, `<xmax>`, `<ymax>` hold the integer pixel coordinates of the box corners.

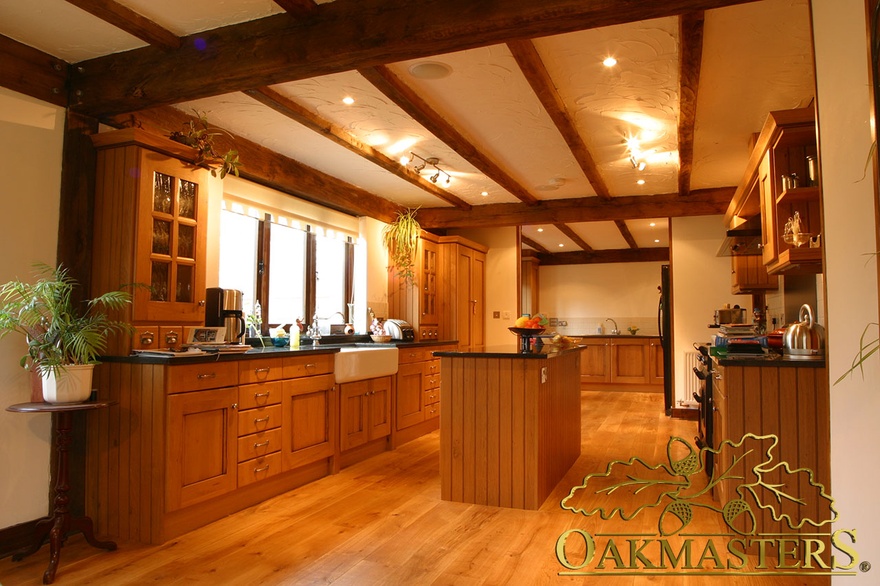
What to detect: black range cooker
<box><xmin>692</xmin><ymin>343</ymin><xmax>714</xmax><ymax>476</ymax></box>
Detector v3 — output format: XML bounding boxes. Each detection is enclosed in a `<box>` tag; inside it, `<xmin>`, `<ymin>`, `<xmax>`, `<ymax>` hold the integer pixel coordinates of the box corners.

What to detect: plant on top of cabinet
<box><xmin>383</xmin><ymin>207</ymin><xmax>421</xmax><ymax>284</ymax></box>
<box><xmin>169</xmin><ymin>110</ymin><xmax>243</xmax><ymax>179</ymax></box>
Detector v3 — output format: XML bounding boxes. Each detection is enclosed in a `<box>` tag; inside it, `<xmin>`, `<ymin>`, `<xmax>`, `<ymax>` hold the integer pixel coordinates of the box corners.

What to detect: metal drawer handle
<box><xmin>254</xmin><ymin>465</ymin><xmax>270</xmax><ymax>473</ymax></box>
<box><xmin>254</xmin><ymin>367</ymin><xmax>270</xmax><ymax>374</ymax></box>
<box><xmin>254</xmin><ymin>392</ymin><xmax>271</xmax><ymax>398</ymax></box>
<box><xmin>305</xmin><ymin>363</ymin><xmax>316</xmax><ymax>369</ymax></box>
<box><xmin>140</xmin><ymin>331</ymin><xmax>155</xmax><ymax>345</ymax></box>
<box><xmin>254</xmin><ymin>440</ymin><xmax>270</xmax><ymax>448</ymax></box>
<box><xmin>197</xmin><ymin>372</ymin><xmax>216</xmax><ymax>379</ymax></box>
<box><xmin>254</xmin><ymin>416</ymin><xmax>270</xmax><ymax>423</ymax></box>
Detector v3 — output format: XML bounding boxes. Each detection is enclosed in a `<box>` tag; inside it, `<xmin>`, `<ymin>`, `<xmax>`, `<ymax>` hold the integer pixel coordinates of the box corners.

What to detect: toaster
<box><xmin>384</xmin><ymin>319</ymin><xmax>415</xmax><ymax>341</ymax></box>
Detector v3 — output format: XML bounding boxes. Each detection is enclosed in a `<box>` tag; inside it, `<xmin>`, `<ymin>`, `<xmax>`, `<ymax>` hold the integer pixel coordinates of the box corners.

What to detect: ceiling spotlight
<box><xmin>430</xmin><ymin>172</ymin><xmax>440</xmax><ymax>183</ymax></box>
<box><xmin>403</xmin><ymin>152</ymin><xmax>452</xmax><ymax>186</ymax></box>
<box><xmin>481</xmin><ymin>191</ymin><xmax>489</xmax><ymax>197</ymax></box>
<box><xmin>637</xmin><ymin>179</ymin><xmax>646</xmax><ymax>185</ymax></box>
<box><xmin>558</xmin><ymin>243</ymin><xmax>565</xmax><ymax>248</ymax></box>
<box><xmin>537</xmin><ymin>228</ymin><xmax>544</xmax><ymax>232</ymax></box>
<box><xmin>603</xmin><ymin>56</ymin><xmax>617</xmax><ymax>67</ymax></box>
<box><xmin>399</xmin><ymin>155</ymin><xmax>411</xmax><ymax>165</ymax></box>
<box><xmin>342</xmin><ymin>96</ymin><xmax>355</xmax><ymax>105</ymax></box>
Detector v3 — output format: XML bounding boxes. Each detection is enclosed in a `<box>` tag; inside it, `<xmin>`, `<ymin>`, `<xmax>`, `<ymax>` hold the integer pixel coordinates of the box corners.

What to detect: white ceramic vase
<box><xmin>41</xmin><ymin>364</ymin><xmax>95</xmax><ymax>404</ymax></box>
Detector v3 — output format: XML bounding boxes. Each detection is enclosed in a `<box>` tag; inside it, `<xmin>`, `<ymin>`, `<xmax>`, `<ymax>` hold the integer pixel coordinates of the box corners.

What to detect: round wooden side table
<box><xmin>7</xmin><ymin>401</ymin><xmax>117</xmax><ymax>584</ymax></box>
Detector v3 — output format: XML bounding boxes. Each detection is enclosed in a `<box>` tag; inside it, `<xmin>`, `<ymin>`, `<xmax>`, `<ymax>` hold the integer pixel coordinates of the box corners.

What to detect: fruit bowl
<box><xmin>509</xmin><ymin>327</ymin><xmax>546</xmax><ymax>353</ymax></box>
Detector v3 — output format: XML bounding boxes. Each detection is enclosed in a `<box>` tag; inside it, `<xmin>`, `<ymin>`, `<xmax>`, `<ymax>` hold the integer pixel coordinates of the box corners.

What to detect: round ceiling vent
<box><xmin>408</xmin><ymin>61</ymin><xmax>453</xmax><ymax>80</ymax></box>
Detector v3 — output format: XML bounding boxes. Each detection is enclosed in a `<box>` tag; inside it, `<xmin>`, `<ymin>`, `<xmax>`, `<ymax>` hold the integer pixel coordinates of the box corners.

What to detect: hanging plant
<box><xmin>383</xmin><ymin>208</ymin><xmax>421</xmax><ymax>285</ymax></box>
<box><xmin>169</xmin><ymin>110</ymin><xmax>243</xmax><ymax>179</ymax></box>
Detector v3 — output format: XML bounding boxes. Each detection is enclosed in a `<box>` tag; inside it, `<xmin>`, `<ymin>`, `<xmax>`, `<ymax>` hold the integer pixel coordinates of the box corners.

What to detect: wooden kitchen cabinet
<box><xmin>166</xmin><ymin>386</ymin><xmax>238</xmax><ymax>512</ymax></box>
<box><xmin>339</xmin><ymin>376</ymin><xmax>392</xmax><ymax>452</ymax></box>
<box><xmin>610</xmin><ymin>338</ymin><xmax>649</xmax><ymax>384</ymax></box>
<box><xmin>578</xmin><ymin>338</ymin><xmax>611</xmax><ymax>383</ymax></box>
<box><xmin>281</xmin><ymin>372</ymin><xmax>337</xmax><ymax>471</ymax></box>
<box><xmin>91</xmin><ymin>129</ymin><xmax>210</xmax><ymax>355</ymax></box>
<box><xmin>648</xmin><ymin>338</ymin><xmax>664</xmax><ymax>386</ymax></box>
<box><xmin>731</xmin><ymin>254</ymin><xmax>778</xmax><ymax>294</ymax></box>
<box><xmin>393</xmin><ymin>344</ymin><xmax>454</xmax><ymax>447</ymax></box>
<box><xmin>439</xmin><ymin>236</ymin><xmax>486</xmax><ymax>349</ymax></box>
<box><xmin>387</xmin><ymin>231</ymin><xmax>440</xmax><ymax>340</ymax></box>
<box><xmin>578</xmin><ymin>337</ymin><xmax>662</xmax><ymax>391</ymax></box>
<box><xmin>395</xmin><ymin>351</ymin><xmax>429</xmax><ymax>430</ymax></box>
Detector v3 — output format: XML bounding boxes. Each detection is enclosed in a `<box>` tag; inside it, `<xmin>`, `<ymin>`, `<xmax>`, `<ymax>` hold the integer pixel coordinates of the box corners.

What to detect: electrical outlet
<box><xmin>502</xmin><ymin>311</ymin><xmax>511</xmax><ymax>320</ymax></box>
<box><xmin>493</xmin><ymin>311</ymin><xmax>500</xmax><ymax>319</ymax></box>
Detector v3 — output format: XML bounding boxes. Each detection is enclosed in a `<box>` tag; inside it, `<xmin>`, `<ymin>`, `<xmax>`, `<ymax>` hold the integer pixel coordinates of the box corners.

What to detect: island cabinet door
<box><xmin>648</xmin><ymin>338</ymin><xmax>664</xmax><ymax>385</ymax></box>
<box><xmin>166</xmin><ymin>386</ymin><xmax>238</xmax><ymax>512</ymax></box>
<box><xmin>396</xmin><ymin>361</ymin><xmax>426</xmax><ymax>429</ymax></box>
<box><xmin>610</xmin><ymin>339</ymin><xmax>649</xmax><ymax>384</ymax></box>
<box><xmin>579</xmin><ymin>339</ymin><xmax>611</xmax><ymax>383</ymax></box>
<box><xmin>281</xmin><ymin>374</ymin><xmax>337</xmax><ymax>470</ymax></box>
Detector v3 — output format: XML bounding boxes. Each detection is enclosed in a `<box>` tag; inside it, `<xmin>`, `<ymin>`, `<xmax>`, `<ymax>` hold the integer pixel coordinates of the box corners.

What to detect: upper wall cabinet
<box><xmin>725</xmin><ymin>107</ymin><xmax>823</xmax><ymax>275</ymax></box>
<box><xmin>91</xmin><ymin>129</ymin><xmax>209</xmax><ymax>353</ymax></box>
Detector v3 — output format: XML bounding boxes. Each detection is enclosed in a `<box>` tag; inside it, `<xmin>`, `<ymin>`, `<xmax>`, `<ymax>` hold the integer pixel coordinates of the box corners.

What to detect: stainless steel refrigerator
<box><xmin>658</xmin><ymin>264</ymin><xmax>673</xmax><ymax>415</ymax></box>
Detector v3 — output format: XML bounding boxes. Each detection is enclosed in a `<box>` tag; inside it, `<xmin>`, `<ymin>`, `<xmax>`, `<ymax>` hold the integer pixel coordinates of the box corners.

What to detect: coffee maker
<box><xmin>205</xmin><ymin>287</ymin><xmax>245</xmax><ymax>344</ymax></box>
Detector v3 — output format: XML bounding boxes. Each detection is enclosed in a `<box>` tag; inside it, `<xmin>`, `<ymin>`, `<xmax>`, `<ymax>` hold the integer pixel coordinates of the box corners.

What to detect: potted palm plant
<box><xmin>0</xmin><ymin>263</ymin><xmax>133</xmax><ymax>403</ymax></box>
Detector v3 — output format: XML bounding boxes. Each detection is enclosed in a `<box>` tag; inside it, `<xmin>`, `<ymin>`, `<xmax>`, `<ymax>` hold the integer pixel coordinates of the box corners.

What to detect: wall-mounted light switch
<box><xmin>492</xmin><ymin>311</ymin><xmax>500</xmax><ymax>319</ymax></box>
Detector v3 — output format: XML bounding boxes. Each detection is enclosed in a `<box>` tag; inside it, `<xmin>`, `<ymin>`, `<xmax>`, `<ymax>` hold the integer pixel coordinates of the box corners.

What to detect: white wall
<box><xmin>0</xmin><ymin>88</ymin><xmax>64</xmax><ymax>528</ymax></box>
<box><xmin>813</xmin><ymin>1</ymin><xmax>880</xmax><ymax>580</ymax></box>
<box><xmin>450</xmin><ymin>227</ymin><xmax>518</xmax><ymax>346</ymax></box>
<box><xmin>360</xmin><ymin>216</ymin><xmax>390</xmax><ymax>332</ymax></box>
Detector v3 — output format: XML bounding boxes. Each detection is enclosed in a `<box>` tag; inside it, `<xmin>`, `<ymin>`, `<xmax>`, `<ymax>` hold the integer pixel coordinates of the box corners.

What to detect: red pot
<box><xmin>766</xmin><ymin>327</ymin><xmax>786</xmax><ymax>349</ymax></box>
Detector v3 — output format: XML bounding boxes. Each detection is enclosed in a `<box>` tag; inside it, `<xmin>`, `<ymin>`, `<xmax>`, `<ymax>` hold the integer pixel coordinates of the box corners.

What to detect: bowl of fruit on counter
<box><xmin>509</xmin><ymin>314</ymin><xmax>549</xmax><ymax>352</ymax></box>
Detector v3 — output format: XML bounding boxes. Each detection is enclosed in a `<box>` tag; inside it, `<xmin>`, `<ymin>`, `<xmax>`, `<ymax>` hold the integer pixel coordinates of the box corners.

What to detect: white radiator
<box><xmin>680</xmin><ymin>351</ymin><xmax>702</xmax><ymax>406</ymax></box>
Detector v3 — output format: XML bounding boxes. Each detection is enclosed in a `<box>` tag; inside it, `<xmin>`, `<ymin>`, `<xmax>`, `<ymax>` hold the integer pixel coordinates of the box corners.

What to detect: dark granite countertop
<box><xmin>568</xmin><ymin>334</ymin><xmax>659</xmax><ymax>339</ymax></box>
<box><xmin>713</xmin><ymin>353</ymin><xmax>825</xmax><ymax>368</ymax></box>
<box><xmin>433</xmin><ymin>344</ymin><xmax>583</xmax><ymax>359</ymax></box>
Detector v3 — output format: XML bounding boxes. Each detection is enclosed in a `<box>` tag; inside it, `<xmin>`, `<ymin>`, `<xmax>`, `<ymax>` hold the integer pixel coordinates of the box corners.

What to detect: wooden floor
<box><xmin>0</xmin><ymin>391</ymin><xmax>829</xmax><ymax>585</ymax></box>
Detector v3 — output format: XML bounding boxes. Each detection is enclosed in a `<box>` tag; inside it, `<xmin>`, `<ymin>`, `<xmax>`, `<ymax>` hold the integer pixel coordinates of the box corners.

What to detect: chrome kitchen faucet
<box><xmin>605</xmin><ymin>318</ymin><xmax>620</xmax><ymax>335</ymax></box>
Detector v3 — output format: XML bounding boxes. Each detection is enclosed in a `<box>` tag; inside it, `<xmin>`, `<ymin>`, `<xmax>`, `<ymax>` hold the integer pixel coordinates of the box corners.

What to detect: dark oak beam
<box><xmin>521</xmin><ymin>236</ymin><xmax>550</xmax><ymax>254</ymax></box>
<box><xmin>614</xmin><ymin>220</ymin><xmax>639</xmax><ymax>249</ymax></box>
<box><xmin>554</xmin><ymin>223</ymin><xmax>593</xmax><ymax>252</ymax></box>
<box><xmin>67</xmin><ymin>0</ymin><xmax>759</xmax><ymax>116</ymax></box>
<box><xmin>537</xmin><ymin>247</ymin><xmax>670</xmax><ymax>265</ymax></box>
<box><xmin>359</xmin><ymin>66</ymin><xmax>540</xmax><ymax>205</ymax></box>
<box><xmin>106</xmin><ymin>107</ymin><xmax>401</xmax><ymax>223</ymax></box>
<box><xmin>678</xmin><ymin>11</ymin><xmax>704</xmax><ymax>196</ymax></box>
<box><xmin>273</xmin><ymin>0</ymin><xmax>319</xmax><ymax>18</ymax></box>
<box><xmin>508</xmin><ymin>39</ymin><xmax>611</xmax><ymax>200</ymax></box>
<box><xmin>63</xmin><ymin>0</ymin><xmax>181</xmax><ymax>50</ymax></box>
<box><xmin>0</xmin><ymin>34</ymin><xmax>69</xmax><ymax>107</ymax></box>
<box><xmin>418</xmin><ymin>187</ymin><xmax>733</xmax><ymax>229</ymax></box>
<box><xmin>244</xmin><ymin>86</ymin><xmax>471</xmax><ymax>210</ymax></box>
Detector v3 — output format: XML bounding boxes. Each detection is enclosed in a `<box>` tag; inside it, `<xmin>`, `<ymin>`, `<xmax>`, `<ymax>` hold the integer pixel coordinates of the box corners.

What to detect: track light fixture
<box><xmin>402</xmin><ymin>152</ymin><xmax>452</xmax><ymax>185</ymax></box>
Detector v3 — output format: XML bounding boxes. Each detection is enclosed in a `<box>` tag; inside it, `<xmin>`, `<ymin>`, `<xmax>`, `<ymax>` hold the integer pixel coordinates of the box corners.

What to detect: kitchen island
<box><xmin>434</xmin><ymin>344</ymin><xmax>582</xmax><ymax>510</ymax></box>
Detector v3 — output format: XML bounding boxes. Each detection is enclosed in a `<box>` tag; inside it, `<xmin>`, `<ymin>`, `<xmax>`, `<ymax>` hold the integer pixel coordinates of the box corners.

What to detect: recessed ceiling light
<box><xmin>649</xmin><ymin>222</ymin><xmax>656</xmax><ymax>227</ymax></box>
<box><xmin>654</xmin><ymin>239</ymin><xmax>661</xmax><ymax>243</ymax></box>
<box><xmin>408</xmin><ymin>61</ymin><xmax>453</xmax><ymax>80</ymax></box>
<box><xmin>637</xmin><ymin>179</ymin><xmax>646</xmax><ymax>185</ymax></box>
<box><xmin>480</xmin><ymin>191</ymin><xmax>489</xmax><ymax>197</ymax></box>
<box><xmin>603</xmin><ymin>56</ymin><xmax>617</xmax><ymax>67</ymax></box>
<box><xmin>342</xmin><ymin>96</ymin><xmax>355</xmax><ymax>105</ymax></box>
<box><xmin>537</xmin><ymin>228</ymin><xmax>544</xmax><ymax>232</ymax></box>
<box><xmin>558</xmin><ymin>243</ymin><xmax>565</xmax><ymax>248</ymax></box>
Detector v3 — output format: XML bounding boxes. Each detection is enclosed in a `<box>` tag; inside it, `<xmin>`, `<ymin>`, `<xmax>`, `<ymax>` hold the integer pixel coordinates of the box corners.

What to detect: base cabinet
<box><xmin>340</xmin><ymin>376</ymin><xmax>392</xmax><ymax>452</ymax></box>
<box><xmin>281</xmin><ymin>374</ymin><xmax>336</xmax><ymax>470</ymax></box>
<box><xmin>577</xmin><ymin>337</ymin><xmax>662</xmax><ymax>391</ymax></box>
<box><xmin>578</xmin><ymin>338</ymin><xmax>611</xmax><ymax>383</ymax></box>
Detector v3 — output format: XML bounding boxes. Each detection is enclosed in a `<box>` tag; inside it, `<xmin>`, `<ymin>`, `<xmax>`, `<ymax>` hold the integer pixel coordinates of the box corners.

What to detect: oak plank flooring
<box><xmin>0</xmin><ymin>391</ymin><xmax>827</xmax><ymax>585</ymax></box>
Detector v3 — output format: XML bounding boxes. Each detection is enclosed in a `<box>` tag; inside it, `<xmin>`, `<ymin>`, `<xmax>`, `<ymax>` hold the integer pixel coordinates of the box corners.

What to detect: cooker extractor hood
<box><xmin>716</xmin><ymin>216</ymin><xmax>763</xmax><ymax>257</ymax></box>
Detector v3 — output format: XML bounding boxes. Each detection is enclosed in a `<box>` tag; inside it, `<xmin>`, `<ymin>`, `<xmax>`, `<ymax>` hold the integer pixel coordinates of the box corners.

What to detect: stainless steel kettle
<box><xmin>783</xmin><ymin>304</ymin><xmax>825</xmax><ymax>359</ymax></box>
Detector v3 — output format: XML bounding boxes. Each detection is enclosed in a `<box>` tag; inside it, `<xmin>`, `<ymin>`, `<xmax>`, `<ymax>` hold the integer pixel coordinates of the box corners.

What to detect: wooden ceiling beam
<box><xmin>106</xmin><ymin>107</ymin><xmax>401</xmax><ymax>223</ymax></box>
<box><xmin>677</xmin><ymin>11</ymin><xmax>705</xmax><ymax>196</ymax></box>
<box><xmin>63</xmin><ymin>0</ymin><xmax>181</xmax><ymax>51</ymax></box>
<box><xmin>508</xmin><ymin>39</ymin><xmax>611</xmax><ymax>200</ymax></box>
<box><xmin>417</xmin><ymin>187</ymin><xmax>733</xmax><ymax>229</ymax></box>
<box><xmin>614</xmin><ymin>220</ymin><xmax>639</xmax><ymax>249</ymax></box>
<box><xmin>0</xmin><ymin>34</ymin><xmax>69</xmax><ymax>107</ymax></box>
<box><xmin>273</xmin><ymin>0</ymin><xmax>319</xmax><ymax>18</ymax></box>
<box><xmin>244</xmin><ymin>86</ymin><xmax>471</xmax><ymax>210</ymax></box>
<box><xmin>538</xmin><ymin>247</ymin><xmax>670</xmax><ymax>265</ymax></box>
<box><xmin>554</xmin><ymin>223</ymin><xmax>593</xmax><ymax>252</ymax></box>
<box><xmin>66</xmin><ymin>0</ymin><xmax>759</xmax><ymax>116</ymax></box>
<box><xmin>521</xmin><ymin>236</ymin><xmax>550</xmax><ymax>254</ymax></box>
<box><xmin>359</xmin><ymin>65</ymin><xmax>540</xmax><ymax>205</ymax></box>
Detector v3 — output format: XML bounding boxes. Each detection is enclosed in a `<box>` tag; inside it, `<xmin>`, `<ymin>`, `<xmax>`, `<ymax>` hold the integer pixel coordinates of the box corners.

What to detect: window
<box><xmin>218</xmin><ymin>208</ymin><xmax>354</xmax><ymax>335</ymax></box>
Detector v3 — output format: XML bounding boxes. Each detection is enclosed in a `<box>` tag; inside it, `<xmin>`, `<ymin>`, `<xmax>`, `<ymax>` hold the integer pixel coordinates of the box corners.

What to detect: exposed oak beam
<box><xmin>67</xmin><ymin>0</ymin><xmax>759</xmax><ymax>116</ymax></box>
<box><xmin>554</xmin><ymin>223</ymin><xmax>593</xmax><ymax>252</ymax></box>
<box><xmin>359</xmin><ymin>66</ymin><xmax>540</xmax><ymax>205</ymax></box>
<box><xmin>521</xmin><ymin>236</ymin><xmax>550</xmax><ymax>254</ymax></box>
<box><xmin>106</xmin><ymin>107</ymin><xmax>401</xmax><ymax>223</ymax></box>
<box><xmin>417</xmin><ymin>187</ymin><xmax>733</xmax><ymax>229</ymax></box>
<box><xmin>678</xmin><ymin>11</ymin><xmax>705</xmax><ymax>196</ymax></box>
<box><xmin>538</xmin><ymin>248</ymin><xmax>670</xmax><ymax>265</ymax></box>
<box><xmin>507</xmin><ymin>39</ymin><xmax>611</xmax><ymax>200</ymax></box>
<box><xmin>614</xmin><ymin>220</ymin><xmax>639</xmax><ymax>249</ymax></box>
<box><xmin>0</xmin><ymin>34</ymin><xmax>69</xmax><ymax>107</ymax></box>
<box><xmin>273</xmin><ymin>0</ymin><xmax>319</xmax><ymax>18</ymax></box>
<box><xmin>63</xmin><ymin>0</ymin><xmax>180</xmax><ymax>50</ymax></box>
<box><xmin>244</xmin><ymin>86</ymin><xmax>471</xmax><ymax>210</ymax></box>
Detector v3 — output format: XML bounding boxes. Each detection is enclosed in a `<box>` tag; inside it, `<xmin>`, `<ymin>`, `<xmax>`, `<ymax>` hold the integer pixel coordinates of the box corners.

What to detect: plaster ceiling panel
<box><xmin>268</xmin><ymin>71</ymin><xmax>514</xmax><ymax>206</ymax></box>
<box><xmin>626</xmin><ymin>218</ymin><xmax>669</xmax><ymax>248</ymax></box>
<box><xmin>388</xmin><ymin>45</ymin><xmax>594</xmax><ymax>202</ymax></box>
<box><xmin>174</xmin><ymin>93</ymin><xmax>452</xmax><ymax>210</ymax></box>
<box><xmin>690</xmin><ymin>0</ymin><xmax>815</xmax><ymax>190</ymax></box>
<box><xmin>520</xmin><ymin>225</ymin><xmax>577</xmax><ymax>252</ymax></box>
<box><xmin>534</xmin><ymin>18</ymin><xmax>681</xmax><ymax>197</ymax></box>
<box><xmin>0</xmin><ymin>0</ymin><xmax>146</xmax><ymax>62</ymax></box>
<box><xmin>566</xmin><ymin>222</ymin><xmax>630</xmax><ymax>250</ymax></box>
<box><xmin>122</xmin><ymin>0</ymin><xmax>287</xmax><ymax>36</ymax></box>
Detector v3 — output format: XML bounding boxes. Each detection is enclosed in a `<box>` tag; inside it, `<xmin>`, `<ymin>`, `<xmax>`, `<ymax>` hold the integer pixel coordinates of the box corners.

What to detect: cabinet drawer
<box><xmin>238</xmin><ymin>381</ymin><xmax>282</xmax><ymax>410</ymax></box>
<box><xmin>237</xmin><ymin>404</ymin><xmax>282</xmax><ymax>435</ymax></box>
<box><xmin>424</xmin><ymin>371</ymin><xmax>441</xmax><ymax>390</ymax></box>
<box><xmin>425</xmin><ymin>403</ymin><xmax>440</xmax><ymax>419</ymax></box>
<box><xmin>167</xmin><ymin>362</ymin><xmax>238</xmax><ymax>394</ymax></box>
<box><xmin>424</xmin><ymin>388</ymin><xmax>440</xmax><ymax>406</ymax></box>
<box><xmin>239</xmin><ymin>358</ymin><xmax>283</xmax><ymax>384</ymax></box>
<box><xmin>282</xmin><ymin>353</ymin><xmax>335</xmax><ymax>378</ymax></box>
<box><xmin>237</xmin><ymin>452</ymin><xmax>282</xmax><ymax>487</ymax></box>
<box><xmin>397</xmin><ymin>347</ymin><xmax>427</xmax><ymax>364</ymax></box>
<box><xmin>237</xmin><ymin>428</ymin><xmax>282</xmax><ymax>462</ymax></box>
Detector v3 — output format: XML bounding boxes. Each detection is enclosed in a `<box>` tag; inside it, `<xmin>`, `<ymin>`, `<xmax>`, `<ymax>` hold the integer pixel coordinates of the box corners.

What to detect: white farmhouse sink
<box><xmin>334</xmin><ymin>346</ymin><xmax>399</xmax><ymax>383</ymax></box>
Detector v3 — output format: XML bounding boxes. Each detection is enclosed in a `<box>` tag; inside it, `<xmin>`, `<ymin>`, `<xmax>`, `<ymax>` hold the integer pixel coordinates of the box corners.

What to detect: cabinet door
<box><xmin>135</xmin><ymin>150</ymin><xmax>208</xmax><ymax>324</ymax></box>
<box><xmin>421</xmin><ymin>238</ymin><xmax>439</xmax><ymax>327</ymax></box>
<box><xmin>396</xmin><ymin>361</ymin><xmax>426</xmax><ymax>429</ymax></box>
<box><xmin>340</xmin><ymin>381</ymin><xmax>368</xmax><ymax>451</ymax></box>
<box><xmin>281</xmin><ymin>374</ymin><xmax>336</xmax><ymax>470</ymax></box>
<box><xmin>368</xmin><ymin>376</ymin><xmax>392</xmax><ymax>440</ymax></box>
<box><xmin>731</xmin><ymin>255</ymin><xmax>778</xmax><ymax>294</ymax></box>
<box><xmin>648</xmin><ymin>339</ymin><xmax>664</xmax><ymax>385</ymax></box>
<box><xmin>455</xmin><ymin>246</ymin><xmax>485</xmax><ymax>349</ymax></box>
<box><xmin>166</xmin><ymin>387</ymin><xmax>238</xmax><ymax>511</ymax></box>
<box><xmin>759</xmin><ymin>151</ymin><xmax>777</xmax><ymax>267</ymax></box>
<box><xmin>610</xmin><ymin>339</ymin><xmax>649</xmax><ymax>384</ymax></box>
<box><xmin>579</xmin><ymin>339</ymin><xmax>611</xmax><ymax>383</ymax></box>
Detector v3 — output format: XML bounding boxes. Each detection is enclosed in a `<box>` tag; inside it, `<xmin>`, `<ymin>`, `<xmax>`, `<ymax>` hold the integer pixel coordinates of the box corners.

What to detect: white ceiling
<box><xmin>0</xmin><ymin>0</ymin><xmax>816</xmax><ymax>253</ymax></box>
